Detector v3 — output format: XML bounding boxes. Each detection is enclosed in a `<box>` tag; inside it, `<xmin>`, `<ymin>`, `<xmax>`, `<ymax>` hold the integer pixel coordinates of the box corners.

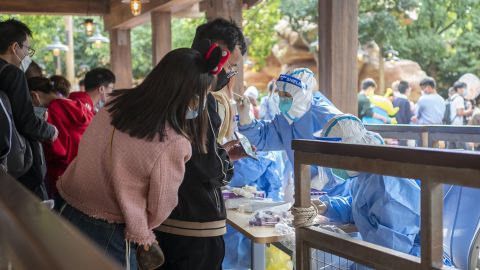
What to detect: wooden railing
<box><xmin>0</xmin><ymin>170</ymin><xmax>121</xmax><ymax>270</ymax></box>
<box><xmin>292</xmin><ymin>140</ymin><xmax>480</xmax><ymax>270</ymax></box>
<box><xmin>365</xmin><ymin>124</ymin><xmax>480</xmax><ymax>148</ymax></box>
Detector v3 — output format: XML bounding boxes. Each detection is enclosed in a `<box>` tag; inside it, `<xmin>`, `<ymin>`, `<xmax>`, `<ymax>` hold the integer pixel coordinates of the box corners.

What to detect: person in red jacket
<box><xmin>27</xmin><ymin>76</ymin><xmax>94</xmax><ymax>203</ymax></box>
<box><xmin>69</xmin><ymin>68</ymin><xmax>115</xmax><ymax>114</ymax></box>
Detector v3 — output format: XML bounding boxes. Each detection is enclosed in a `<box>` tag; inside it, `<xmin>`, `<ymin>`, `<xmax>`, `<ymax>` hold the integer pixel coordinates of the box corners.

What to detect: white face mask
<box><xmin>20</xmin><ymin>55</ymin><xmax>32</xmax><ymax>72</ymax></box>
<box><xmin>14</xmin><ymin>44</ymin><xmax>31</xmax><ymax>72</ymax></box>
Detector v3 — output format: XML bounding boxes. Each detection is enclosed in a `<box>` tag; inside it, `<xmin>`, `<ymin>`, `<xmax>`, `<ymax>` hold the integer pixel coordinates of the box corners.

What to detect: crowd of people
<box><xmin>0</xmin><ymin>16</ymin><xmax>475</xmax><ymax>270</ymax></box>
<box><xmin>357</xmin><ymin>76</ymin><xmax>480</xmax><ymax>148</ymax></box>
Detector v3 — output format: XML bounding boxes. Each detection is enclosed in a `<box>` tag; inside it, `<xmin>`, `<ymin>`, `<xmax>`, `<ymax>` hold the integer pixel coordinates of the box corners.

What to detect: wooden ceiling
<box><xmin>0</xmin><ymin>0</ymin><xmax>110</xmax><ymax>15</ymax></box>
<box><xmin>0</xmin><ymin>0</ymin><xmax>261</xmax><ymax>30</ymax></box>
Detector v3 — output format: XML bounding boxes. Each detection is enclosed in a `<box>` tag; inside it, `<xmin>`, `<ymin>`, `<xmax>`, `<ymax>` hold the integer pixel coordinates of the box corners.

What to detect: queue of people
<box><xmin>0</xmin><ymin>16</ymin><xmax>477</xmax><ymax>270</ymax></box>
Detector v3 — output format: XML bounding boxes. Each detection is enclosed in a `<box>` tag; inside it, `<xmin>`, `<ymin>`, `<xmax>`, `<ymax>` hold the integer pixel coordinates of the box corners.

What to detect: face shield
<box><xmin>275</xmin><ymin>68</ymin><xmax>316</xmax><ymax>124</ymax></box>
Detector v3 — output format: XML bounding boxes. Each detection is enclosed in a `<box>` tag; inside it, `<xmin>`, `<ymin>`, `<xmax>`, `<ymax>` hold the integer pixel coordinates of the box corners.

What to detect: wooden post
<box><xmin>203</xmin><ymin>0</ymin><xmax>244</xmax><ymax>95</ymax></box>
<box><xmin>109</xmin><ymin>29</ymin><xmax>133</xmax><ymax>89</ymax></box>
<box><xmin>294</xmin><ymin>161</ymin><xmax>312</xmax><ymax>270</ymax></box>
<box><xmin>421</xmin><ymin>179</ymin><xmax>444</xmax><ymax>268</ymax></box>
<box><xmin>318</xmin><ymin>0</ymin><xmax>358</xmax><ymax>115</ymax></box>
<box><xmin>151</xmin><ymin>11</ymin><xmax>172</xmax><ymax>66</ymax></box>
<box><xmin>64</xmin><ymin>16</ymin><xmax>75</xmax><ymax>84</ymax></box>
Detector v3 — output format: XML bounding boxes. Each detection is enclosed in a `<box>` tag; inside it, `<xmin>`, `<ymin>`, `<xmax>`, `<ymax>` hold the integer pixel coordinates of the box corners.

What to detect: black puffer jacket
<box><xmin>167</xmin><ymin>93</ymin><xmax>233</xmax><ymax>223</ymax></box>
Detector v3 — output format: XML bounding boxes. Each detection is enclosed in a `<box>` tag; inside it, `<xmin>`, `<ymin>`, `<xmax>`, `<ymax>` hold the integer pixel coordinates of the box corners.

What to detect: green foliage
<box><xmin>128</xmin><ymin>17</ymin><xmax>205</xmax><ymax>79</ymax></box>
<box><xmin>0</xmin><ymin>15</ymin><xmax>110</xmax><ymax>77</ymax></box>
<box><xmin>0</xmin><ymin>15</ymin><xmax>206</xmax><ymax>80</ymax></box>
<box><xmin>389</xmin><ymin>0</ymin><xmax>480</xmax><ymax>91</ymax></box>
<box><xmin>172</xmin><ymin>17</ymin><xmax>206</xmax><ymax>49</ymax></box>
<box><xmin>243</xmin><ymin>0</ymin><xmax>283</xmax><ymax>70</ymax></box>
<box><xmin>1</xmin><ymin>14</ymin><xmax>63</xmax><ymax>75</ymax></box>
<box><xmin>280</xmin><ymin>0</ymin><xmax>317</xmax><ymax>31</ymax></box>
<box><xmin>72</xmin><ymin>17</ymin><xmax>110</xmax><ymax>77</ymax></box>
<box><xmin>131</xmin><ymin>24</ymin><xmax>152</xmax><ymax>80</ymax></box>
<box><xmin>359</xmin><ymin>0</ymin><xmax>419</xmax><ymax>47</ymax></box>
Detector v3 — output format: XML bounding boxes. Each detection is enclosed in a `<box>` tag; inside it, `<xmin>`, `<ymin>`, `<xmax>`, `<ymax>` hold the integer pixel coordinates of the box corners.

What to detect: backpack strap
<box><xmin>0</xmin><ymin>63</ymin><xmax>10</xmax><ymax>77</ymax></box>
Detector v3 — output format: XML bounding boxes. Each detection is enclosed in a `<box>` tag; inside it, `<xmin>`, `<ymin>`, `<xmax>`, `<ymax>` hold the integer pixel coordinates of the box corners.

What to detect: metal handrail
<box><xmin>292</xmin><ymin>140</ymin><xmax>480</xmax><ymax>270</ymax></box>
<box><xmin>0</xmin><ymin>170</ymin><xmax>121</xmax><ymax>270</ymax></box>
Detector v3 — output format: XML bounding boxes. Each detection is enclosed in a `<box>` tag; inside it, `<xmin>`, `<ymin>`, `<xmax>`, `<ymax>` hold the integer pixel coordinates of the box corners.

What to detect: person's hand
<box><xmin>49</xmin><ymin>126</ymin><xmax>59</xmax><ymax>143</ymax></box>
<box><xmin>312</xmin><ymin>199</ymin><xmax>327</xmax><ymax>215</ymax></box>
<box><xmin>234</xmin><ymin>94</ymin><xmax>253</xmax><ymax>126</ymax></box>
<box><xmin>221</xmin><ymin>139</ymin><xmax>239</xmax><ymax>152</ymax></box>
<box><xmin>227</xmin><ymin>143</ymin><xmax>247</xmax><ymax>161</ymax></box>
<box><xmin>44</xmin><ymin>110</ymin><xmax>48</xmax><ymax>121</ymax></box>
<box><xmin>411</xmin><ymin>116</ymin><xmax>418</xmax><ymax>124</ymax></box>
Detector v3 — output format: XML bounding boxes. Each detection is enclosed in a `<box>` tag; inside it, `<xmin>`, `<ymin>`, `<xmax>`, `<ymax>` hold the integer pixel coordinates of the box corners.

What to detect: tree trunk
<box><xmin>378</xmin><ymin>44</ymin><xmax>385</xmax><ymax>95</ymax></box>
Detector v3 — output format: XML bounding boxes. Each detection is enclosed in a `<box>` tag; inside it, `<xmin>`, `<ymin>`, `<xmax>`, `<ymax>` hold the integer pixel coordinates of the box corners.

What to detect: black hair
<box><xmin>25</xmin><ymin>60</ymin><xmax>43</xmax><ymax>79</ymax></box>
<box><xmin>84</xmin><ymin>68</ymin><xmax>116</xmax><ymax>92</ymax></box>
<box><xmin>27</xmin><ymin>77</ymin><xmax>56</xmax><ymax>94</ymax></box>
<box><xmin>192</xmin><ymin>18</ymin><xmax>247</xmax><ymax>55</ymax></box>
<box><xmin>0</xmin><ymin>19</ymin><xmax>32</xmax><ymax>53</ymax></box>
<box><xmin>361</xmin><ymin>78</ymin><xmax>376</xmax><ymax>90</ymax></box>
<box><xmin>397</xmin><ymin>80</ymin><xmax>410</xmax><ymax>94</ymax></box>
<box><xmin>79</xmin><ymin>79</ymin><xmax>85</xmax><ymax>86</ymax></box>
<box><xmin>107</xmin><ymin>48</ymin><xmax>216</xmax><ymax>153</ymax></box>
<box><xmin>419</xmin><ymin>77</ymin><xmax>436</xmax><ymax>89</ymax></box>
<box><xmin>453</xmin><ymin>81</ymin><xmax>467</xmax><ymax>91</ymax></box>
<box><xmin>50</xmin><ymin>75</ymin><xmax>71</xmax><ymax>97</ymax></box>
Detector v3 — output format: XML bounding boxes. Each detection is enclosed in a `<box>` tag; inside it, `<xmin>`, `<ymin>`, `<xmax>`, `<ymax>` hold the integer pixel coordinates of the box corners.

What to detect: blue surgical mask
<box><xmin>279</xmin><ymin>96</ymin><xmax>293</xmax><ymax>114</ymax></box>
<box><xmin>185</xmin><ymin>95</ymin><xmax>205</xmax><ymax>119</ymax></box>
<box><xmin>95</xmin><ymin>100</ymin><xmax>105</xmax><ymax>112</ymax></box>
<box><xmin>185</xmin><ymin>107</ymin><xmax>199</xmax><ymax>119</ymax></box>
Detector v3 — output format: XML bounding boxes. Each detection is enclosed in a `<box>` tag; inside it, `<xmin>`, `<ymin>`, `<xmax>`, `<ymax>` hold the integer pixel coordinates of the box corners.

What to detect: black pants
<box><xmin>155</xmin><ymin>231</ymin><xmax>225</xmax><ymax>270</ymax></box>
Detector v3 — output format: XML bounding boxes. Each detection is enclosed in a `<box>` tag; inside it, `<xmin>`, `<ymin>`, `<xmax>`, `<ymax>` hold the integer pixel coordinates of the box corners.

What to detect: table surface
<box><xmin>226</xmin><ymin>209</ymin><xmax>291</xmax><ymax>244</ymax></box>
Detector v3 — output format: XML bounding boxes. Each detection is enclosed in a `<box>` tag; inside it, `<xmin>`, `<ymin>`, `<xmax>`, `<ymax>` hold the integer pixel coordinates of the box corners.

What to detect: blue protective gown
<box><xmin>239</xmin><ymin>91</ymin><xmax>341</xmax><ymax>165</ymax></box>
<box><xmin>320</xmin><ymin>173</ymin><xmax>452</xmax><ymax>266</ymax></box>
<box><xmin>224</xmin><ymin>151</ymin><xmax>285</xmax><ymax>270</ymax></box>
<box><xmin>229</xmin><ymin>151</ymin><xmax>284</xmax><ymax>201</ymax></box>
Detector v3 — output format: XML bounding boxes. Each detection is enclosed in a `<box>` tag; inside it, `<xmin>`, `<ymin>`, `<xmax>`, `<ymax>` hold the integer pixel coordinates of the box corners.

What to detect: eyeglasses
<box><xmin>24</xmin><ymin>45</ymin><xmax>35</xmax><ymax>57</ymax></box>
<box><xmin>226</xmin><ymin>61</ymin><xmax>239</xmax><ymax>79</ymax></box>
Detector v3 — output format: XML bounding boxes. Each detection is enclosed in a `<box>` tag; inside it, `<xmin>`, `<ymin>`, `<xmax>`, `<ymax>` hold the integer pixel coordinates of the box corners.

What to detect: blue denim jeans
<box><xmin>60</xmin><ymin>203</ymin><xmax>137</xmax><ymax>269</ymax></box>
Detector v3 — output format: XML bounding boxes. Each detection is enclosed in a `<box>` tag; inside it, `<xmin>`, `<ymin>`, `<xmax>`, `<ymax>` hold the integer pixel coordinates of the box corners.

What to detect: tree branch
<box><xmin>437</xmin><ymin>19</ymin><xmax>458</xmax><ymax>35</ymax></box>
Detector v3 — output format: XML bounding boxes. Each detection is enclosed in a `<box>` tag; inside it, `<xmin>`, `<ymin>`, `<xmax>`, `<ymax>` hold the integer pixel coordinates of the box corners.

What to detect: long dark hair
<box><xmin>107</xmin><ymin>48</ymin><xmax>214</xmax><ymax>153</ymax></box>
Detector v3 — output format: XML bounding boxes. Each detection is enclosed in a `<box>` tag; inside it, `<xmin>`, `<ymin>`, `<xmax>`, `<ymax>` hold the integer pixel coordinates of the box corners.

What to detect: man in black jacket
<box><xmin>0</xmin><ymin>19</ymin><xmax>57</xmax><ymax>198</ymax></box>
<box><xmin>155</xmin><ymin>18</ymin><xmax>247</xmax><ymax>270</ymax></box>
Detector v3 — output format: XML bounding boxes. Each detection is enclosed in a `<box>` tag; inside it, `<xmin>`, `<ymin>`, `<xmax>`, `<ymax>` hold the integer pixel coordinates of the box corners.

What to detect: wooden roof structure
<box><xmin>0</xmin><ymin>0</ymin><xmax>358</xmax><ymax>114</ymax></box>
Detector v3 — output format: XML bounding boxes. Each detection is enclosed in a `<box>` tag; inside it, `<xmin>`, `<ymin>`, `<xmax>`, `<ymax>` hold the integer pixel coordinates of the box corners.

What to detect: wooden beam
<box><xmin>151</xmin><ymin>11</ymin><xmax>172</xmax><ymax>66</ymax></box>
<box><xmin>0</xmin><ymin>0</ymin><xmax>109</xmax><ymax>15</ymax></box>
<box><xmin>172</xmin><ymin>3</ymin><xmax>203</xmax><ymax>18</ymax></box>
<box><xmin>109</xmin><ymin>29</ymin><xmax>133</xmax><ymax>89</ymax></box>
<box><xmin>201</xmin><ymin>0</ymin><xmax>242</xmax><ymax>22</ymax></box>
<box><xmin>318</xmin><ymin>0</ymin><xmax>358</xmax><ymax>115</ymax></box>
<box><xmin>104</xmin><ymin>0</ymin><xmax>200</xmax><ymax>30</ymax></box>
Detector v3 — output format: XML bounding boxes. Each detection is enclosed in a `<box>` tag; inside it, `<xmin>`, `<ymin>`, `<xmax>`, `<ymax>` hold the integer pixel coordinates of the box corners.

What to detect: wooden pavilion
<box><xmin>0</xmin><ymin>0</ymin><xmax>358</xmax><ymax>114</ymax></box>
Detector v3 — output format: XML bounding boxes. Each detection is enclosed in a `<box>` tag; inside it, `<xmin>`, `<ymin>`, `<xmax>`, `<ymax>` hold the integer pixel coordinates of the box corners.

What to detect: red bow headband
<box><xmin>205</xmin><ymin>42</ymin><xmax>230</xmax><ymax>75</ymax></box>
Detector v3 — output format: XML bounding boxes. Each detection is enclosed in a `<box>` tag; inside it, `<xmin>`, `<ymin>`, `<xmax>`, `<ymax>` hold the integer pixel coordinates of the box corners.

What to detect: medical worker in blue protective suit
<box><xmin>229</xmin><ymin>151</ymin><xmax>284</xmax><ymax>201</ymax></box>
<box><xmin>223</xmin><ymin>151</ymin><xmax>285</xmax><ymax>270</ymax></box>
<box><xmin>236</xmin><ymin>68</ymin><xmax>344</xmax><ymax>196</ymax></box>
<box><xmin>237</xmin><ymin>68</ymin><xmax>341</xmax><ymax>164</ymax></box>
<box><xmin>316</xmin><ymin>114</ymin><xmax>452</xmax><ymax>266</ymax></box>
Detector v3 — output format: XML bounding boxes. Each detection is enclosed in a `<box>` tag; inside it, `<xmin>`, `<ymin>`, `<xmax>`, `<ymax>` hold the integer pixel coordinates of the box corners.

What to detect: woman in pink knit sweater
<box><xmin>57</xmin><ymin>45</ymin><xmax>228</xmax><ymax>269</ymax></box>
